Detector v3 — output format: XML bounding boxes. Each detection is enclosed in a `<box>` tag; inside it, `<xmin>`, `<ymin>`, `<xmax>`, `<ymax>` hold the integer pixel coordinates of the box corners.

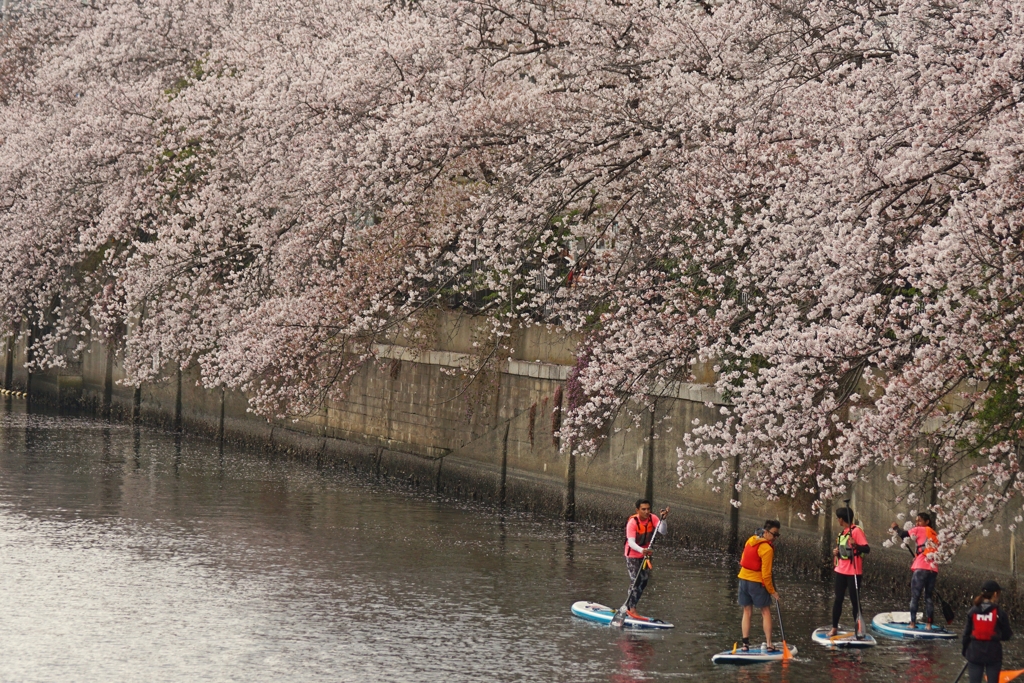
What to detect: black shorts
<box><xmin>738</xmin><ymin>579</ymin><xmax>772</xmax><ymax>608</ymax></box>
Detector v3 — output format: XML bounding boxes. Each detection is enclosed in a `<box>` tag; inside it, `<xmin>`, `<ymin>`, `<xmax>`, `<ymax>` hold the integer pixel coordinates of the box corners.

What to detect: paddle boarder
<box><xmin>827</xmin><ymin>506</ymin><xmax>869</xmax><ymax>638</ymax></box>
<box><xmin>736</xmin><ymin>520</ymin><xmax>782</xmax><ymax>652</ymax></box>
<box><xmin>889</xmin><ymin>512</ymin><xmax>939</xmax><ymax>628</ymax></box>
<box><xmin>962</xmin><ymin>580</ymin><xmax>1012</xmax><ymax>683</ymax></box>
<box><xmin>623</xmin><ymin>499</ymin><xmax>668</xmax><ymax>619</ymax></box>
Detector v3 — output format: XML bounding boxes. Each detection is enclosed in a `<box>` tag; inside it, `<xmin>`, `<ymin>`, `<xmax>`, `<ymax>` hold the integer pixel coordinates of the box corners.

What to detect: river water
<box><xmin>0</xmin><ymin>401</ymin><xmax>1017</xmax><ymax>682</ymax></box>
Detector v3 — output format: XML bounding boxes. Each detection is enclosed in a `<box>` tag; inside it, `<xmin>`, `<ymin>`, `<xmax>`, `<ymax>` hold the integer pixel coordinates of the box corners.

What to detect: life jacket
<box><xmin>624</xmin><ymin>514</ymin><xmax>657</xmax><ymax>553</ymax></box>
<box><xmin>837</xmin><ymin>525</ymin><xmax>860</xmax><ymax>560</ymax></box>
<box><xmin>916</xmin><ymin>526</ymin><xmax>939</xmax><ymax>556</ymax></box>
<box><xmin>740</xmin><ymin>536</ymin><xmax>770</xmax><ymax>572</ymax></box>
<box><xmin>972</xmin><ymin>607</ymin><xmax>999</xmax><ymax>641</ymax></box>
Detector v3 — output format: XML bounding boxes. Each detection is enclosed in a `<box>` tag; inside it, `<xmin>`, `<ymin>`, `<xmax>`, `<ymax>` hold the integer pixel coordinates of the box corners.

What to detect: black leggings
<box><xmin>833</xmin><ymin>573</ymin><xmax>862</xmax><ymax>629</ymax></box>
<box><xmin>967</xmin><ymin>662</ymin><xmax>1001</xmax><ymax>683</ymax></box>
<box><xmin>909</xmin><ymin>569</ymin><xmax>937</xmax><ymax>623</ymax></box>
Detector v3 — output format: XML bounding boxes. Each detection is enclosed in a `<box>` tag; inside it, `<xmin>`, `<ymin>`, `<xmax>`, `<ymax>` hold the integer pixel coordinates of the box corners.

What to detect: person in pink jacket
<box><xmin>827</xmin><ymin>506</ymin><xmax>870</xmax><ymax>638</ymax></box>
<box><xmin>890</xmin><ymin>512</ymin><xmax>939</xmax><ymax>628</ymax></box>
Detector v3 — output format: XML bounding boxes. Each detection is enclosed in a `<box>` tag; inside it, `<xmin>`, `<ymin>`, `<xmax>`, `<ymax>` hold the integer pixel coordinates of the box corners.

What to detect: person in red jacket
<box><xmin>962</xmin><ymin>580</ymin><xmax>1012</xmax><ymax>683</ymax></box>
<box><xmin>736</xmin><ymin>520</ymin><xmax>782</xmax><ymax>651</ymax></box>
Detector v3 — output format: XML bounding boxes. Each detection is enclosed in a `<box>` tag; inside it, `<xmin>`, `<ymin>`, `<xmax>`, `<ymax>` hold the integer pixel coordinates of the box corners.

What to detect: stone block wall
<box><xmin>1</xmin><ymin>310</ymin><xmax>1019</xmax><ymax>606</ymax></box>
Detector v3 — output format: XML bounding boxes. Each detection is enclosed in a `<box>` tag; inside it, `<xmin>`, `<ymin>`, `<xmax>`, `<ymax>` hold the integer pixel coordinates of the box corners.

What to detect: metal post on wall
<box><xmin>3</xmin><ymin>334</ymin><xmax>13</xmax><ymax>391</ymax></box>
<box><xmin>564</xmin><ymin>440</ymin><xmax>576</xmax><ymax>522</ymax></box>
<box><xmin>644</xmin><ymin>401</ymin><xmax>656</xmax><ymax>504</ymax></box>
<box><xmin>25</xmin><ymin>323</ymin><xmax>35</xmax><ymax>398</ymax></box>
<box><xmin>174</xmin><ymin>366</ymin><xmax>183</xmax><ymax>432</ymax></box>
<box><xmin>728</xmin><ymin>450</ymin><xmax>741</xmax><ymax>557</ymax></box>
<box><xmin>132</xmin><ymin>385</ymin><xmax>142</xmax><ymax>423</ymax></box>
<box><xmin>1012</xmin><ymin>527</ymin><xmax>1017</xmax><ymax>579</ymax></box>
<box><xmin>820</xmin><ymin>498</ymin><xmax>834</xmax><ymax>580</ymax></box>
<box><xmin>218</xmin><ymin>386</ymin><xmax>226</xmax><ymax>446</ymax></box>
<box><xmin>499</xmin><ymin>421</ymin><xmax>510</xmax><ymax>507</ymax></box>
<box><xmin>102</xmin><ymin>341</ymin><xmax>114</xmax><ymax>418</ymax></box>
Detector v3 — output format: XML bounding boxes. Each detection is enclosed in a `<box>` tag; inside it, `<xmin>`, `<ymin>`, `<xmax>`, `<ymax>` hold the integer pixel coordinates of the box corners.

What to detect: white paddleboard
<box><xmin>570</xmin><ymin>601</ymin><xmax>674</xmax><ymax>630</ymax></box>
<box><xmin>711</xmin><ymin>644</ymin><xmax>797</xmax><ymax>664</ymax></box>
<box><xmin>871</xmin><ymin>612</ymin><xmax>957</xmax><ymax>640</ymax></box>
<box><xmin>812</xmin><ymin>626</ymin><xmax>877</xmax><ymax>648</ymax></box>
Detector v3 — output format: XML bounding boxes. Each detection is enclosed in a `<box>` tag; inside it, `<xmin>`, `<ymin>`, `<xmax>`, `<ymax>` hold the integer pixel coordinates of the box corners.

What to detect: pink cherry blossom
<box><xmin>2</xmin><ymin>0</ymin><xmax>1024</xmax><ymax>559</ymax></box>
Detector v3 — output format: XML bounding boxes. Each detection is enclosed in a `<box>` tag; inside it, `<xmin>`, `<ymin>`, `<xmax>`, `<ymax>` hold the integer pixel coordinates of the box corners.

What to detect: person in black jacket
<box><xmin>962</xmin><ymin>580</ymin><xmax>1012</xmax><ymax>683</ymax></box>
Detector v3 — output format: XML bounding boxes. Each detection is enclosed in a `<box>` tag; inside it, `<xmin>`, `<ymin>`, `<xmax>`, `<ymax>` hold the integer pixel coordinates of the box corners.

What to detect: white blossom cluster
<box><xmin>1</xmin><ymin>0</ymin><xmax>1023</xmax><ymax>557</ymax></box>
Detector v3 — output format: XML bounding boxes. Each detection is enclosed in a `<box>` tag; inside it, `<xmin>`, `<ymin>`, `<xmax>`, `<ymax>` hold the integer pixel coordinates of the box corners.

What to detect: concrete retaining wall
<box><xmin>2</xmin><ymin>311</ymin><xmax>1019</xmax><ymax>608</ymax></box>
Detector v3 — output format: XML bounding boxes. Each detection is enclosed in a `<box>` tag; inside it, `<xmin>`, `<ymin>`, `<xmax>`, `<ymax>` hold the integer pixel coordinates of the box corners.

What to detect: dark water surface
<box><xmin>0</xmin><ymin>401</ymin><xmax>1018</xmax><ymax>682</ymax></box>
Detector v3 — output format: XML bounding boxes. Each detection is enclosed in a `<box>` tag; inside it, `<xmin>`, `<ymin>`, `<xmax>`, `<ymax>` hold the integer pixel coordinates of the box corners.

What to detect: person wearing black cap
<box><xmin>962</xmin><ymin>580</ymin><xmax>1012</xmax><ymax>683</ymax></box>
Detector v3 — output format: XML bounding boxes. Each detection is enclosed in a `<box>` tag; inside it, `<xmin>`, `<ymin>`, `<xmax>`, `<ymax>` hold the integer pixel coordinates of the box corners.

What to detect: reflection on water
<box><xmin>612</xmin><ymin>636</ymin><xmax>656</xmax><ymax>683</ymax></box>
<box><xmin>0</xmin><ymin>402</ymin><xmax>1017</xmax><ymax>682</ymax></box>
<box><xmin>896</xmin><ymin>644</ymin><xmax>944</xmax><ymax>683</ymax></box>
<box><xmin>827</xmin><ymin>653</ymin><xmax>868</xmax><ymax>683</ymax></box>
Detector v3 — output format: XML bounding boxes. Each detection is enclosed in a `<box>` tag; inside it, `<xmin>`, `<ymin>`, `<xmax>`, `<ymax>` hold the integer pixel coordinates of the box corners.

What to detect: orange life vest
<box><xmin>624</xmin><ymin>514</ymin><xmax>657</xmax><ymax>552</ymax></box>
<box><xmin>916</xmin><ymin>526</ymin><xmax>939</xmax><ymax>556</ymax></box>
<box><xmin>740</xmin><ymin>537</ymin><xmax>770</xmax><ymax>572</ymax></box>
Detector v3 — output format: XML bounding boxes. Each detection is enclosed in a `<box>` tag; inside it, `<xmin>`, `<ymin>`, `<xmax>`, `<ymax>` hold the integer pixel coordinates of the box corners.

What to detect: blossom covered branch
<box><xmin>2</xmin><ymin>0</ymin><xmax>1024</xmax><ymax>556</ymax></box>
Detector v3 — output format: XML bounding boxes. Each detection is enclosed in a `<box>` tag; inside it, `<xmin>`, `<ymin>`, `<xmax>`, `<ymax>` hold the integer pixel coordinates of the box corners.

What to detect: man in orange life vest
<box><xmin>736</xmin><ymin>520</ymin><xmax>782</xmax><ymax>652</ymax></box>
<box><xmin>623</xmin><ymin>499</ymin><xmax>669</xmax><ymax>619</ymax></box>
<box><xmin>890</xmin><ymin>511</ymin><xmax>939</xmax><ymax>628</ymax></box>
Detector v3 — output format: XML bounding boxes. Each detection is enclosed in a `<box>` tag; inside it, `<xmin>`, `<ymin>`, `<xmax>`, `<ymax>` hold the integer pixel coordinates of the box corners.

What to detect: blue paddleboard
<box><xmin>570</xmin><ymin>601</ymin><xmax>674</xmax><ymax>629</ymax></box>
<box><xmin>871</xmin><ymin>612</ymin><xmax>956</xmax><ymax>640</ymax></box>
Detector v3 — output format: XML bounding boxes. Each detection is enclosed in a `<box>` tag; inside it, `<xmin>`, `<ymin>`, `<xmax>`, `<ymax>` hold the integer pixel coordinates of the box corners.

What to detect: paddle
<box><xmin>951</xmin><ymin>663</ymin><xmax>1024</xmax><ymax>683</ymax></box>
<box><xmin>610</xmin><ymin>510</ymin><xmax>666</xmax><ymax>628</ymax></box>
<box><xmin>773</xmin><ymin>596</ymin><xmax>794</xmax><ymax>660</ymax></box>
<box><xmin>852</xmin><ymin>571</ymin><xmax>865</xmax><ymax>638</ymax></box>
<box><xmin>897</xmin><ymin>536</ymin><xmax>956</xmax><ymax>624</ymax></box>
<box><xmin>937</xmin><ymin>591</ymin><xmax>956</xmax><ymax>625</ymax></box>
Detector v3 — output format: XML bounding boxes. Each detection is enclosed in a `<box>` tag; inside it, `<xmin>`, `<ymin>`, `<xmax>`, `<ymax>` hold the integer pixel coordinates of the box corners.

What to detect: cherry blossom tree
<box><xmin>2</xmin><ymin>0</ymin><xmax>1024</xmax><ymax>556</ymax></box>
<box><xmin>0</xmin><ymin>0</ymin><xmax>233</xmax><ymax>368</ymax></box>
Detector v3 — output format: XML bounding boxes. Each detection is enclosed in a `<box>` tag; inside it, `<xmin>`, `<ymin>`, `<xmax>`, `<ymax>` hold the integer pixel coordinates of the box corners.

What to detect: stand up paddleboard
<box><xmin>711</xmin><ymin>644</ymin><xmax>797</xmax><ymax>664</ymax></box>
<box><xmin>570</xmin><ymin>601</ymin><xmax>674</xmax><ymax>630</ymax></box>
<box><xmin>871</xmin><ymin>612</ymin><xmax>957</xmax><ymax>640</ymax></box>
<box><xmin>811</xmin><ymin>626</ymin><xmax>877</xmax><ymax>648</ymax></box>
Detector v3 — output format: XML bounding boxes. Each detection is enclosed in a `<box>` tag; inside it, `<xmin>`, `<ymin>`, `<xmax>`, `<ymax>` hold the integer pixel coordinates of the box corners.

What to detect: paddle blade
<box><xmin>609</xmin><ymin>605</ymin><xmax>628</xmax><ymax>628</ymax></box>
<box><xmin>782</xmin><ymin>640</ymin><xmax>793</xmax><ymax>661</ymax></box>
<box><xmin>941</xmin><ymin>597</ymin><xmax>955</xmax><ymax>624</ymax></box>
<box><xmin>1000</xmin><ymin>670</ymin><xmax>1024</xmax><ymax>683</ymax></box>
